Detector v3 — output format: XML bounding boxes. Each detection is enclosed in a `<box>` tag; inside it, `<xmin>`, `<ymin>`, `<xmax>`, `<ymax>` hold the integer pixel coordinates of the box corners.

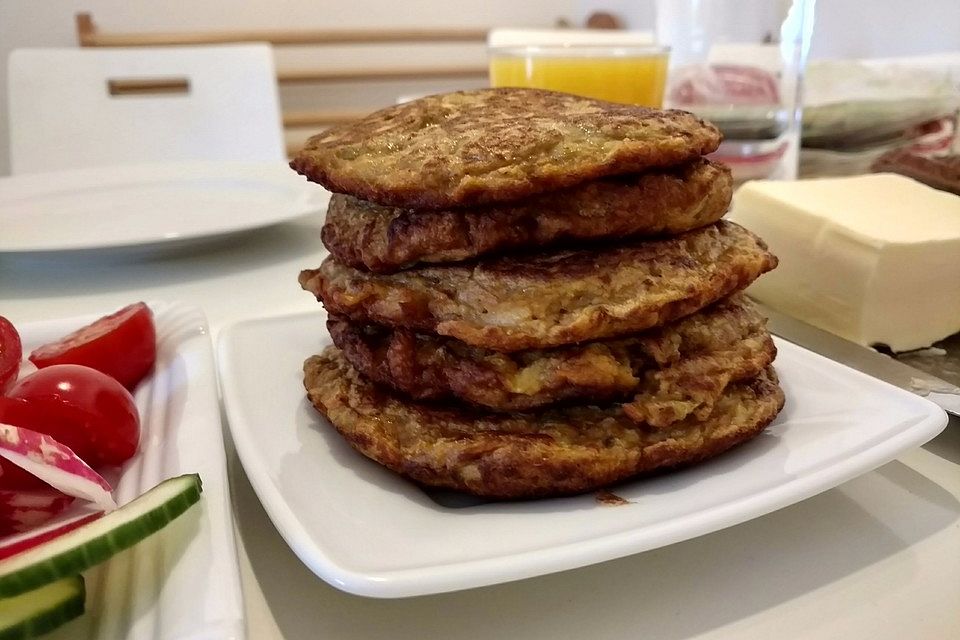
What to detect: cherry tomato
<box><xmin>7</xmin><ymin>365</ymin><xmax>140</xmax><ymax>467</ymax></box>
<box><xmin>29</xmin><ymin>302</ymin><xmax>156</xmax><ymax>390</ymax></box>
<box><xmin>0</xmin><ymin>316</ymin><xmax>22</xmax><ymax>394</ymax></box>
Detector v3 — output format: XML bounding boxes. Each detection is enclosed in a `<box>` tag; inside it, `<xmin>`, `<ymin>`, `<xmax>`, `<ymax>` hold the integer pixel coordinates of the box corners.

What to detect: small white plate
<box><xmin>0</xmin><ymin>161</ymin><xmax>328</xmax><ymax>253</ymax></box>
<box><xmin>217</xmin><ymin>310</ymin><xmax>947</xmax><ymax>599</ymax></box>
<box><xmin>16</xmin><ymin>303</ymin><xmax>245</xmax><ymax>639</ymax></box>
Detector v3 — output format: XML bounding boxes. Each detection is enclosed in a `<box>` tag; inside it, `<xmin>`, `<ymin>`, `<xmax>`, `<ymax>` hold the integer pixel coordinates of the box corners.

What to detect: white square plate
<box><xmin>16</xmin><ymin>303</ymin><xmax>245</xmax><ymax>639</ymax></box>
<box><xmin>217</xmin><ymin>309</ymin><xmax>947</xmax><ymax>599</ymax></box>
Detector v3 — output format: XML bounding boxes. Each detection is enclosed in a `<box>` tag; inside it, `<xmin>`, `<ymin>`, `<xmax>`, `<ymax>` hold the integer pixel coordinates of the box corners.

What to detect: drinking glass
<box><xmin>488</xmin><ymin>30</ymin><xmax>670</xmax><ymax>108</ymax></box>
<box><xmin>655</xmin><ymin>0</ymin><xmax>816</xmax><ymax>181</ymax></box>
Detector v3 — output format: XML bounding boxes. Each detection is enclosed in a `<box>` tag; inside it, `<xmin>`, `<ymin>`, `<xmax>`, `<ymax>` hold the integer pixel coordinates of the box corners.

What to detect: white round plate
<box><xmin>0</xmin><ymin>161</ymin><xmax>329</xmax><ymax>253</ymax></box>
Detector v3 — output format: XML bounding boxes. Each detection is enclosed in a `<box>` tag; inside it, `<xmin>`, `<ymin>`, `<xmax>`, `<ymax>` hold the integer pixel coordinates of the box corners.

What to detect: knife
<box><xmin>757</xmin><ymin>302</ymin><xmax>960</xmax><ymax>417</ymax></box>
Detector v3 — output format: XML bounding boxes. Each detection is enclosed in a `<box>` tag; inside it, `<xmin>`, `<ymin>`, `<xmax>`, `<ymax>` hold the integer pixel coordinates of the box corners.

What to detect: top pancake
<box><xmin>291</xmin><ymin>88</ymin><xmax>723</xmax><ymax>209</ymax></box>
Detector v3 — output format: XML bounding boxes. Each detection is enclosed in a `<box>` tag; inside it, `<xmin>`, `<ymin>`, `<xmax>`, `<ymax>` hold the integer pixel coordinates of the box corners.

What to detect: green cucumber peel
<box><xmin>0</xmin><ymin>575</ymin><xmax>85</xmax><ymax>640</ymax></box>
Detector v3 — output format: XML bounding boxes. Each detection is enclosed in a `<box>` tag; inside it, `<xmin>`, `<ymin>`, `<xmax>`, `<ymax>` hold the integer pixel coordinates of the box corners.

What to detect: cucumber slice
<box><xmin>0</xmin><ymin>474</ymin><xmax>201</xmax><ymax>598</ymax></box>
<box><xmin>0</xmin><ymin>575</ymin><xmax>84</xmax><ymax>640</ymax></box>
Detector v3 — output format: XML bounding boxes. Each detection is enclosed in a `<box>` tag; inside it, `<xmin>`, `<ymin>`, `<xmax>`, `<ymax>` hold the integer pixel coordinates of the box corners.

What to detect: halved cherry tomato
<box><xmin>0</xmin><ymin>316</ymin><xmax>22</xmax><ymax>394</ymax></box>
<box><xmin>29</xmin><ymin>302</ymin><xmax>156</xmax><ymax>390</ymax></box>
<box><xmin>6</xmin><ymin>365</ymin><xmax>140</xmax><ymax>467</ymax></box>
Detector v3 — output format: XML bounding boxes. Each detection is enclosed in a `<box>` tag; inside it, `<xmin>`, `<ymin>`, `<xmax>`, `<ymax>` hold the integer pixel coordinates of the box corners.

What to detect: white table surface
<box><xmin>2</xmin><ymin>214</ymin><xmax>958</xmax><ymax>640</ymax></box>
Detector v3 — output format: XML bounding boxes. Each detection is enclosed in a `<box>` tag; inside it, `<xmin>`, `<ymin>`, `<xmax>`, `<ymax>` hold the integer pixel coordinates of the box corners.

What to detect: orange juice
<box><xmin>489</xmin><ymin>49</ymin><xmax>669</xmax><ymax>107</ymax></box>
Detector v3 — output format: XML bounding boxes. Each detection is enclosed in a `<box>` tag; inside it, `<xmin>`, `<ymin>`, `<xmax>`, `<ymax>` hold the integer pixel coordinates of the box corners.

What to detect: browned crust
<box><xmin>622</xmin><ymin>329</ymin><xmax>776</xmax><ymax>428</ymax></box>
<box><xmin>322</xmin><ymin>159</ymin><xmax>732</xmax><ymax>272</ymax></box>
<box><xmin>291</xmin><ymin>88</ymin><xmax>722</xmax><ymax>209</ymax></box>
<box><xmin>303</xmin><ymin>348</ymin><xmax>785</xmax><ymax>499</ymax></box>
<box><xmin>300</xmin><ymin>221</ymin><xmax>778</xmax><ymax>352</ymax></box>
<box><xmin>328</xmin><ymin>293</ymin><xmax>775</xmax><ymax>413</ymax></box>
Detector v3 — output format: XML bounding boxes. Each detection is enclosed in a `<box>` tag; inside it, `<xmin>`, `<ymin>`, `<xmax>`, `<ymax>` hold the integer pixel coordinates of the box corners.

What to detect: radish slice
<box><xmin>0</xmin><ymin>490</ymin><xmax>73</xmax><ymax>515</ymax></box>
<box><xmin>0</xmin><ymin>424</ymin><xmax>116</xmax><ymax>512</ymax></box>
<box><xmin>0</xmin><ymin>511</ymin><xmax>103</xmax><ymax>561</ymax></box>
<box><xmin>0</xmin><ymin>489</ymin><xmax>75</xmax><ymax>536</ymax></box>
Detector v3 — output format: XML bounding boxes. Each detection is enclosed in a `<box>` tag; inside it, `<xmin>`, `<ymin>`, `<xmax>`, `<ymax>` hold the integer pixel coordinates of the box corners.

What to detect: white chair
<box><xmin>7</xmin><ymin>45</ymin><xmax>284</xmax><ymax>174</ymax></box>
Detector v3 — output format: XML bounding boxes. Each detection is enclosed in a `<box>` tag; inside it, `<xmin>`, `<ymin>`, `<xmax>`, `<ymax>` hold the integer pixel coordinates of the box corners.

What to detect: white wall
<box><xmin>0</xmin><ymin>0</ymin><xmax>577</xmax><ymax>176</ymax></box>
<box><xmin>4</xmin><ymin>0</ymin><xmax>960</xmax><ymax>176</ymax></box>
<box><xmin>808</xmin><ymin>0</ymin><xmax>960</xmax><ymax>60</ymax></box>
<box><xmin>574</xmin><ymin>0</ymin><xmax>960</xmax><ymax>60</ymax></box>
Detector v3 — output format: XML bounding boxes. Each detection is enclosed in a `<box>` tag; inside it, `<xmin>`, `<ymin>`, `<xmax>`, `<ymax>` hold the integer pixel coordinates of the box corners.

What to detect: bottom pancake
<box><xmin>304</xmin><ymin>348</ymin><xmax>785</xmax><ymax>499</ymax></box>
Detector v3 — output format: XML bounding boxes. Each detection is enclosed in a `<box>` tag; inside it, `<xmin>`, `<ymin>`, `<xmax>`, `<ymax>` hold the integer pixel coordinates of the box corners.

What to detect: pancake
<box><xmin>291</xmin><ymin>88</ymin><xmax>722</xmax><ymax>209</ymax></box>
<box><xmin>304</xmin><ymin>348</ymin><xmax>784</xmax><ymax>499</ymax></box>
<box><xmin>621</xmin><ymin>326</ymin><xmax>775</xmax><ymax>428</ymax></box>
<box><xmin>328</xmin><ymin>293</ymin><xmax>775</xmax><ymax>415</ymax></box>
<box><xmin>300</xmin><ymin>221</ymin><xmax>778</xmax><ymax>352</ymax></box>
<box><xmin>322</xmin><ymin>159</ymin><xmax>732</xmax><ymax>272</ymax></box>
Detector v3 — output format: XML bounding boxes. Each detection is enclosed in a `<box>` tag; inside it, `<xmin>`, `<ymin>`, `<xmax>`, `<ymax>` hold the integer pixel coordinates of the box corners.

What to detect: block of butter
<box><xmin>728</xmin><ymin>173</ymin><xmax>960</xmax><ymax>351</ymax></box>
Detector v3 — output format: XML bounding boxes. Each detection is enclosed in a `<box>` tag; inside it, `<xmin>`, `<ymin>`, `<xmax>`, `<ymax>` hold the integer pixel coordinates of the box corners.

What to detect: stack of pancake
<box><xmin>292</xmin><ymin>88</ymin><xmax>784</xmax><ymax>500</ymax></box>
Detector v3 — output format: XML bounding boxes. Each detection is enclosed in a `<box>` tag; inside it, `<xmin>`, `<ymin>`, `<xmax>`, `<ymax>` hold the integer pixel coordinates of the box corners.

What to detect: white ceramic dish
<box><xmin>15</xmin><ymin>303</ymin><xmax>245</xmax><ymax>639</ymax></box>
<box><xmin>217</xmin><ymin>309</ymin><xmax>947</xmax><ymax>599</ymax></box>
<box><xmin>0</xmin><ymin>161</ymin><xmax>328</xmax><ymax>253</ymax></box>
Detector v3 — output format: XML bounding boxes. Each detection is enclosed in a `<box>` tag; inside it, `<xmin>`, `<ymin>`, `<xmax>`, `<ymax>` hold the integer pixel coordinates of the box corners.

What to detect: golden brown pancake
<box><xmin>328</xmin><ymin>293</ymin><xmax>775</xmax><ymax>415</ymax></box>
<box><xmin>322</xmin><ymin>159</ymin><xmax>732</xmax><ymax>272</ymax></box>
<box><xmin>291</xmin><ymin>88</ymin><xmax>722</xmax><ymax>209</ymax></box>
<box><xmin>300</xmin><ymin>221</ymin><xmax>778</xmax><ymax>352</ymax></box>
<box><xmin>303</xmin><ymin>348</ymin><xmax>784</xmax><ymax>499</ymax></box>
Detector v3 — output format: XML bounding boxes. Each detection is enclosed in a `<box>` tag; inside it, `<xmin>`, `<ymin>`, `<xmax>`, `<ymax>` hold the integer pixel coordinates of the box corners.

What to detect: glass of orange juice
<box><xmin>488</xmin><ymin>29</ymin><xmax>670</xmax><ymax>108</ymax></box>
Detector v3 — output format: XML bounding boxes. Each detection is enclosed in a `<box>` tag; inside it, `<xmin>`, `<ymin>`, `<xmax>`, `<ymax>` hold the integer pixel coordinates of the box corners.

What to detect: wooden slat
<box><xmin>76</xmin><ymin>13</ymin><xmax>95</xmax><ymax>44</ymax></box>
<box><xmin>278</xmin><ymin>65</ymin><xmax>487</xmax><ymax>84</ymax></box>
<box><xmin>76</xmin><ymin>13</ymin><xmax>487</xmax><ymax>47</ymax></box>
<box><xmin>283</xmin><ymin>109</ymin><xmax>369</xmax><ymax>127</ymax></box>
<box><xmin>107</xmin><ymin>77</ymin><xmax>190</xmax><ymax>96</ymax></box>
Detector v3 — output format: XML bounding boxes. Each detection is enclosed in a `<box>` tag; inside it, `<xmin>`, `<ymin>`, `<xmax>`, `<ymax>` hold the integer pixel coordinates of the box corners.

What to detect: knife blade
<box><xmin>757</xmin><ymin>302</ymin><xmax>960</xmax><ymax>417</ymax></box>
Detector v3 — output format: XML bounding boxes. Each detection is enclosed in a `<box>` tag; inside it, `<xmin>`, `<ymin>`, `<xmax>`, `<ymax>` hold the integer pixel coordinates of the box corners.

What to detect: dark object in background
<box><xmin>871</xmin><ymin>150</ymin><xmax>960</xmax><ymax>196</ymax></box>
<box><xmin>585</xmin><ymin>12</ymin><xmax>623</xmax><ymax>29</ymax></box>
